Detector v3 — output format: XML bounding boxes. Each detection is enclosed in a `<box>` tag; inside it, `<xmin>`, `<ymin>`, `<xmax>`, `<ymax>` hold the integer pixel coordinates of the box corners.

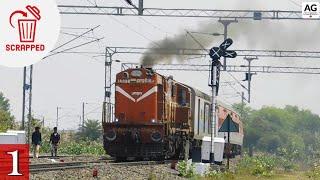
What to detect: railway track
<box><xmin>30</xmin><ymin>161</ymin><xmax>105</xmax><ymax>173</ymax></box>
<box><xmin>30</xmin><ymin>160</ymin><xmax>174</xmax><ymax>173</ymax></box>
<box><xmin>29</xmin><ymin>155</ymin><xmax>99</xmax><ymax>159</ymax></box>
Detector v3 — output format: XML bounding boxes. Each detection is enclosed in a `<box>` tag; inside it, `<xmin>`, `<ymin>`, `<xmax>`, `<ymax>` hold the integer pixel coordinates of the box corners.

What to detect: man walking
<box><xmin>50</xmin><ymin>127</ymin><xmax>60</xmax><ymax>157</ymax></box>
<box><xmin>32</xmin><ymin>126</ymin><xmax>42</xmax><ymax>158</ymax></box>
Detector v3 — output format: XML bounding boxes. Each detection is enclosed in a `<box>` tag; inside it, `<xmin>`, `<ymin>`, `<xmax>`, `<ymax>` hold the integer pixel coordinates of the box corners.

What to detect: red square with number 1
<box><xmin>0</xmin><ymin>145</ymin><xmax>29</xmax><ymax>180</ymax></box>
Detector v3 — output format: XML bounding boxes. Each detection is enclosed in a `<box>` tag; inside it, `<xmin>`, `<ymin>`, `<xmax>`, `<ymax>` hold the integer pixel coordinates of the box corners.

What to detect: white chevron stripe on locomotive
<box><xmin>116</xmin><ymin>86</ymin><xmax>158</xmax><ymax>103</ymax></box>
<box><xmin>115</xmin><ymin>86</ymin><xmax>136</xmax><ymax>102</ymax></box>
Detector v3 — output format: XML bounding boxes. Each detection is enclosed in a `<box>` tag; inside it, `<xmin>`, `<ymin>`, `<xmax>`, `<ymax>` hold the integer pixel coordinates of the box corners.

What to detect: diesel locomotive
<box><xmin>103</xmin><ymin>67</ymin><xmax>243</xmax><ymax>161</ymax></box>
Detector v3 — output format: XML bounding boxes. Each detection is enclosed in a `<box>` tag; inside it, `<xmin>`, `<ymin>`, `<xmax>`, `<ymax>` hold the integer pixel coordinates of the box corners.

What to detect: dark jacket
<box><xmin>32</xmin><ymin>131</ymin><xmax>42</xmax><ymax>145</ymax></box>
<box><xmin>50</xmin><ymin>133</ymin><xmax>60</xmax><ymax>144</ymax></box>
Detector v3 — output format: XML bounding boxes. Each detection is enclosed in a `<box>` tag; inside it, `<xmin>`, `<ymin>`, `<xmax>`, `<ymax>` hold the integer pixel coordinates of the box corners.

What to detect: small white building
<box><xmin>0</xmin><ymin>130</ymin><xmax>26</xmax><ymax>144</ymax></box>
<box><xmin>201</xmin><ymin>136</ymin><xmax>225</xmax><ymax>162</ymax></box>
<box><xmin>6</xmin><ymin>130</ymin><xmax>26</xmax><ymax>144</ymax></box>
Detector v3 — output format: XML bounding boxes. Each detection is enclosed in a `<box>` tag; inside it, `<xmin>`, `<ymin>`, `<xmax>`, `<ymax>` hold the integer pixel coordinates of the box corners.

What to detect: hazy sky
<box><xmin>1</xmin><ymin>0</ymin><xmax>319</xmax><ymax>130</ymax></box>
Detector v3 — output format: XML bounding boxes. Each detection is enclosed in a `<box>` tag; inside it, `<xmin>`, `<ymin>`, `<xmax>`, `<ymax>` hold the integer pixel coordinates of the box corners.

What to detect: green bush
<box><xmin>39</xmin><ymin>141</ymin><xmax>104</xmax><ymax>156</ymax></box>
<box><xmin>39</xmin><ymin>141</ymin><xmax>51</xmax><ymax>154</ymax></box>
<box><xmin>306</xmin><ymin>163</ymin><xmax>320</xmax><ymax>179</ymax></box>
<box><xmin>147</xmin><ymin>172</ymin><xmax>157</xmax><ymax>180</ymax></box>
<box><xmin>177</xmin><ymin>160</ymin><xmax>195</xmax><ymax>178</ymax></box>
<box><xmin>58</xmin><ymin>141</ymin><xmax>105</xmax><ymax>155</ymax></box>
<box><xmin>237</xmin><ymin>155</ymin><xmax>277</xmax><ymax>177</ymax></box>
<box><xmin>205</xmin><ymin>170</ymin><xmax>235</xmax><ymax>180</ymax></box>
<box><xmin>277</xmin><ymin>157</ymin><xmax>297</xmax><ymax>172</ymax></box>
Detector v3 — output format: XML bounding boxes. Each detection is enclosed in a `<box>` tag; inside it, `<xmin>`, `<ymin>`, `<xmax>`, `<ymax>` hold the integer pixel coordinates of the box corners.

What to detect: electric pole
<box><xmin>244</xmin><ymin>57</ymin><xmax>258</xmax><ymax>102</ymax></box>
<box><xmin>56</xmin><ymin>107</ymin><xmax>61</xmax><ymax>128</ymax></box>
<box><xmin>22</xmin><ymin>65</ymin><xmax>33</xmax><ymax>144</ymax></box>
<box><xmin>79</xmin><ymin>116</ymin><xmax>82</xmax><ymax>130</ymax></box>
<box><xmin>82</xmin><ymin>102</ymin><xmax>85</xmax><ymax>129</ymax></box>
<box><xmin>104</xmin><ymin>50</ymin><xmax>112</xmax><ymax>123</ymax></box>
<box><xmin>138</xmin><ymin>0</ymin><xmax>144</xmax><ymax>15</ymax></box>
<box><xmin>241</xmin><ymin>92</ymin><xmax>245</xmax><ymax>117</ymax></box>
<box><xmin>104</xmin><ymin>50</ymin><xmax>120</xmax><ymax>123</ymax></box>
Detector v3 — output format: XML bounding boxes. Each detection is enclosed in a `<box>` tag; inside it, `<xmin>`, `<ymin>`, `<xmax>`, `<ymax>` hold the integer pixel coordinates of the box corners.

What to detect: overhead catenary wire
<box><xmin>61</xmin><ymin>27</ymin><xmax>92</xmax><ymax>30</ymax></box>
<box><xmin>43</xmin><ymin>37</ymin><xmax>104</xmax><ymax>59</ymax></box>
<box><xmin>120</xmin><ymin>0</ymin><xmax>175</xmax><ymax>39</ymax></box>
<box><xmin>224</xmin><ymin>71</ymin><xmax>248</xmax><ymax>91</ymax></box>
<box><xmin>185</xmin><ymin>31</ymin><xmax>209</xmax><ymax>53</ymax></box>
<box><xmin>83</xmin><ymin>105</ymin><xmax>103</xmax><ymax>117</ymax></box>
<box><xmin>61</xmin><ymin>32</ymin><xmax>100</xmax><ymax>40</ymax></box>
<box><xmin>82</xmin><ymin>0</ymin><xmax>161</xmax><ymax>47</ymax></box>
<box><xmin>51</xmin><ymin>25</ymin><xmax>101</xmax><ymax>53</ymax></box>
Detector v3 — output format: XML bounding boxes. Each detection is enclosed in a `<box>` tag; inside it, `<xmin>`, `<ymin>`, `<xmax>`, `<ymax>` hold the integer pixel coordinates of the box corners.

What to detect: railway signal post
<box><xmin>209</xmin><ymin>39</ymin><xmax>237</xmax><ymax>164</ymax></box>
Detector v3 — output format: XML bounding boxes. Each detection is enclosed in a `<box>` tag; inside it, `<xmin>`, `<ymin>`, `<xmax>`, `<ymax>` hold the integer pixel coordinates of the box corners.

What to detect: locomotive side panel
<box><xmin>174</xmin><ymin>83</ymin><xmax>192</xmax><ymax>129</ymax></box>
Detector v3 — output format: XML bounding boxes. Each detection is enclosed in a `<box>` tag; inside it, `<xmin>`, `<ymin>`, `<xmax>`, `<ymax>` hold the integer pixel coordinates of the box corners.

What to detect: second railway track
<box><xmin>30</xmin><ymin>161</ymin><xmax>105</xmax><ymax>173</ymax></box>
<box><xmin>30</xmin><ymin>160</ymin><xmax>174</xmax><ymax>173</ymax></box>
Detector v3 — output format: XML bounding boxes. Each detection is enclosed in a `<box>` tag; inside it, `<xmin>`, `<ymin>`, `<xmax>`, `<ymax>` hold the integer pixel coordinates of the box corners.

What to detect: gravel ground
<box><xmin>30</xmin><ymin>163</ymin><xmax>184</xmax><ymax>180</ymax></box>
<box><xmin>29</xmin><ymin>155</ymin><xmax>239</xmax><ymax>179</ymax></box>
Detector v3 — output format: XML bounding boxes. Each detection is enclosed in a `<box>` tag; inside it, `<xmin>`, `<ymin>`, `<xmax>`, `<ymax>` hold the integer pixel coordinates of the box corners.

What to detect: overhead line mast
<box><xmin>105</xmin><ymin>47</ymin><xmax>320</xmax><ymax>58</ymax></box>
<box><xmin>22</xmin><ymin>65</ymin><xmax>33</xmax><ymax>144</ymax></box>
<box><xmin>121</xmin><ymin>63</ymin><xmax>320</xmax><ymax>74</ymax></box>
<box><xmin>58</xmin><ymin>5</ymin><xmax>311</xmax><ymax>20</ymax></box>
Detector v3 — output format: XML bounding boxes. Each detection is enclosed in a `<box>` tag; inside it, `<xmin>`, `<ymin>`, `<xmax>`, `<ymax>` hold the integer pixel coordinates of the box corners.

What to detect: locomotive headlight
<box><xmin>105</xmin><ymin>129</ymin><xmax>117</xmax><ymax>141</ymax></box>
<box><xmin>115</xmin><ymin>118</ymin><xmax>119</xmax><ymax>122</ymax></box>
<box><xmin>151</xmin><ymin>119</ymin><xmax>156</xmax><ymax>123</ymax></box>
<box><xmin>151</xmin><ymin>131</ymin><xmax>162</xmax><ymax>142</ymax></box>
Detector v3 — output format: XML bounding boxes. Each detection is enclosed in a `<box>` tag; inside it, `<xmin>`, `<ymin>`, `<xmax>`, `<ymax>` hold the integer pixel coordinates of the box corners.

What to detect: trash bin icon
<box><xmin>18</xmin><ymin>19</ymin><xmax>37</xmax><ymax>42</ymax></box>
<box><xmin>10</xmin><ymin>5</ymin><xmax>41</xmax><ymax>43</ymax></box>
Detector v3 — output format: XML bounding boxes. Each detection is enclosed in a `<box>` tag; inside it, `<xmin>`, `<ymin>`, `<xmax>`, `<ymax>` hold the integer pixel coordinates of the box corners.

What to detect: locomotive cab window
<box><xmin>178</xmin><ymin>89</ymin><xmax>187</xmax><ymax>106</ymax></box>
<box><xmin>172</xmin><ymin>85</ymin><xmax>176</xmax><ymax>97</ymax></box>
<box><xmin>131</xmin><ymin>70</ymin><xmax>142</xmax><ymax>77</ymax></box>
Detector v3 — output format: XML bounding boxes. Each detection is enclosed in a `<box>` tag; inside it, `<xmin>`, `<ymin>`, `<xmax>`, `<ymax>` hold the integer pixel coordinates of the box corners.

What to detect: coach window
<box><xmin>204</xmin><ymin>104</ymin><xmax>210</xmax><ymax>134</ymax></box>
<box><xmin>208</xmin><ymin>105</ymin><xmax>212</xmax><ymax>134</ymax></box>
<box><xmin>197</xmin><ymin>99</ymin><xmax>200</xmax><ymax>135</ymax></box>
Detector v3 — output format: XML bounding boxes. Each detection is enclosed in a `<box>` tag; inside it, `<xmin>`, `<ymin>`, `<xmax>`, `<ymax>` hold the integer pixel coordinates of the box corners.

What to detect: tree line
<box><xmin>2</xmin><ymin>91</ymin><xmax>320</xmax><ymax>162</ymax></box>
<box><xmin>233</xmin><ymin>103</ymin><xmax>320</xmax><ymax>162</ymax></box>
<box><xmin>0</xmin><ymin>92</ymin><xmax>14</xmax><ymax>132</ymax></box>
